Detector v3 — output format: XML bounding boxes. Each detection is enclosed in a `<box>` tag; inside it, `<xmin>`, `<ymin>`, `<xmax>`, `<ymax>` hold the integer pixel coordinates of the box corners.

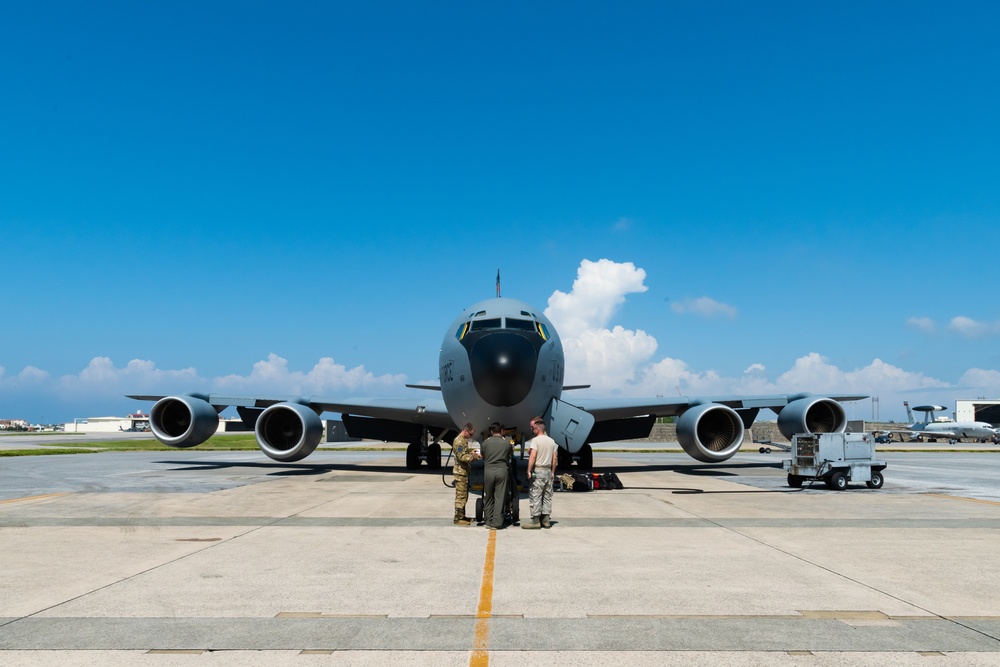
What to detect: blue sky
<box><xmin>3</xmin><ymin>1</ymin><xmax>999</xmax><ymax>424</ymax></box>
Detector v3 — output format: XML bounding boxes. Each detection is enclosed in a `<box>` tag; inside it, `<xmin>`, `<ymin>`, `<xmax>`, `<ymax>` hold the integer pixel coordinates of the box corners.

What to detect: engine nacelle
<box><xmin>777</xmin><ymin>396</ymin><xmax>847</xmax><ymax>441</ymax></box>
<box><xmin>149</xmin><ymin>395</ymin><xmax>220</xmax><ymax>448</ymax></box>
<box><xmin>255</xmin><ymin>402</ymin><xmax>323</xmax><ymax>462</ymax></box>
<box><xmin>676</xmin><ymin>403</ymin><xmax>745</xmax><ymax>463</ymax></box>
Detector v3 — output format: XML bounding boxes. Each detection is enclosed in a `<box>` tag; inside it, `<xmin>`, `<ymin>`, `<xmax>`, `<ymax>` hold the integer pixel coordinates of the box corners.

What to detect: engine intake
<box><xmin>255</xmin><ymin>402</ymin><xmax>323</xmax><ymax>462</ymax></box>
<box><xmin>777</xmin><ymin>396</ymin><xmax>847</xmax><ymax>440</ymax></box>
<box><xmin>676</xmin><ymin>403</ymin><xmax>745</xmax><ymax>463</ymax></box>
<box><xmin>149</xmin><ymin>395</ymin><xmax>219</xmax><ymax>448</ymax></box>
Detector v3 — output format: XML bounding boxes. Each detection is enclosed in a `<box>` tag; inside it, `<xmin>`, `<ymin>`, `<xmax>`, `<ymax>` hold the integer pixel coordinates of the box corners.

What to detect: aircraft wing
<box><xmin>570</xmin><ymin>393</ymin><xmax>867</xmax><ymax>421</ymax></box>
<box><xmin>126</xmin><ymin>393</ymin><xmax>455</xmax><ymax>430</ymax></box>
<box><xmin>558</xmin><ymin>392</ymin><xmax>867</xmax><ymax>460</ymax></box>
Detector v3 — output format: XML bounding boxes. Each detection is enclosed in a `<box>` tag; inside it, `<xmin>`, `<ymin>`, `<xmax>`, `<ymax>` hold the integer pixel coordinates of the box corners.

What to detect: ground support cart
<box><xmin>783</xmin><ymin>432</ymin><xmax>887</xmax><ymax>490</ymax></box>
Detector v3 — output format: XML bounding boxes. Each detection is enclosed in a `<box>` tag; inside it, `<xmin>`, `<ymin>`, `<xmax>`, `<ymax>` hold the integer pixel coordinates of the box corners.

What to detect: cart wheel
<box><xmin>787</xmin><ymin>474</ymin><xmax>803</xmax><ymax>488</ymax></box>
<box><xmin>829</xmin><ymin>471</ymin><xmax>848</xmax><ymax>490</ymax></box>
<box><xmin>475</xmin><ymin>497</ymin><xmax>484</xmax><ymax>523</ymax></box>
<box><xmin>866</xmin><ymin>471</ymin><xmax>884</xmax><ymax>489</ymax></box>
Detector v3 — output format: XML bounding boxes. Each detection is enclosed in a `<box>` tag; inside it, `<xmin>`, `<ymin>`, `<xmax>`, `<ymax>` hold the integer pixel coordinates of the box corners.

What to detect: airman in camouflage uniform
<box><xmin>452</xmin><ymin>423</ymin><xmax>480</xmax><ymax>525</ymax></box>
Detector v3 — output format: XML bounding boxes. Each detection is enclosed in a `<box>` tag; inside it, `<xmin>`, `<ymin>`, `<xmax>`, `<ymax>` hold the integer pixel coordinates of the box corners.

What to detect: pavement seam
<box><xmin>651</xmin><ymin>484</ymin><xmax>1000</xmax><ymax>647</ymax></box>
<box><xmin>0</xmin><ymin>494</ymin><xmax>344</xmax><ymax>632</ymax></box>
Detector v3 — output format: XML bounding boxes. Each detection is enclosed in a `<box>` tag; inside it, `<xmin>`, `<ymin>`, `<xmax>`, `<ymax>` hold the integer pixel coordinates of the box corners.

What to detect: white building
<box><xmin>63</xmin><ymin>412</ymin><xmax>151</xmax><ymax>433</ymax></box>
<box><xmin>955</xmin><ymin>400</ymin><xmax>1000</xmax><ymax>426</ymax></box>
<box><xmin>63</xmin><ymin>413</ymin><xmax>245</xmax><ymax>434</ymax></box>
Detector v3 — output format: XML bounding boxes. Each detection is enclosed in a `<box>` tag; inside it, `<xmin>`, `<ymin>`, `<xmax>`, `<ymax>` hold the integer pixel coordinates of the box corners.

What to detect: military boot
<box><xmin>540</xmin><ymin>514</ymin><xmax>551</xmax><ymax>528</ymax></box>
<box><xmin>521</xmin><ymin>516</ymin><xmax>541</xmax><ymax>529</ymax></box>
<box><xmin>454</xmin><ymin>509</ymin><xmax>471</xmax><ymax>525</ymax></box>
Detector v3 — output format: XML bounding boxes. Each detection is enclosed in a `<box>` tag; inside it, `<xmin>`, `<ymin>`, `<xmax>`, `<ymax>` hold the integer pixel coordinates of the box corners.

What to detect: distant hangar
<box><xmin>956</xmin><ymin>399</ymin><xmax>1000</xmax><ymax>426</ymax></box>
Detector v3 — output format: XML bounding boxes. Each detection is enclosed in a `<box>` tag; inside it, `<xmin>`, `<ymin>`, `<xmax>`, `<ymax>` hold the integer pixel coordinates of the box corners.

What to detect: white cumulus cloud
<box><xmin>541</xmin><ymin>259</ymin><xmax>986</xmax><ymax>421</ymax></box>
<box><xmin>0</xmin><ymin>355</ymin><xmax>409</xmax><ymax>422</ymax></box>
<box><xmin>544</xmin><ymin>259</ymin><xmax>653</xmax><ymax>387</ymax></box>
<box><xmin>214</xmin><ymin>353</ymin><xmax>406</xmax><ymax>394</ymax></box>
<box><xmin>949</xmin><ymin>316</ymin><xmax>1000</xmax><ymax>338</ymax></box>
<box><xmin>671</xmin><ymin>296</ymin><xmax>738</xmax><ymax>319</ymax></box>
<box><xmin>958</xmin><ymin>368</ymin><xmax>1000</xmax><ymax>391</ymax></box>
<box><xmin>906</xmin><ymin>317</ymin><xmax>936</xmax><ymax>333</ymax></box>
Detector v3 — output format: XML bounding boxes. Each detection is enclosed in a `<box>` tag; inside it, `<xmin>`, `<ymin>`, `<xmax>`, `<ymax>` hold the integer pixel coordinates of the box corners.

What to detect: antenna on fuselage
<box><xmin>495</xmin><ymin>269</ymin><xmax>501</xmax><ymax>298</ymax></box>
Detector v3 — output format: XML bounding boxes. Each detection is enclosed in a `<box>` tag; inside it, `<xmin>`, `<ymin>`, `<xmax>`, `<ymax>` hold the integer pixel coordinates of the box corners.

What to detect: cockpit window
<box><xmin>455</xmin><ymin>322</ymin><xmax>471</xmax><ymax>340</ymax></box>
<box><xmin>505</xmin><ymin>318</ymin><xmax>536</xmax><ymax>332</ymax></box>
<box><xmin>536</xmin><ymin>322</ymin><xmax>549</xmax><ymax>340</ymax></box>
<box><xmin>469</xmin><ymin>318</ymin><xmax>502</xmax><ymax>331</ymax></box>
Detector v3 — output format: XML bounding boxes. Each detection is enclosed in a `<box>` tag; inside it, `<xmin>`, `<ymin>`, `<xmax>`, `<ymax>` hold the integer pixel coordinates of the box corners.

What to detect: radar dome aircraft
<box><xmin>887</xmin><ymin>401</ymin><xmax>1000</xmax><ymax>443</ymax></box>
<box><xmin>129</xmin><ymin>295</ymin><xmax>866</xmax><ymax>467</ymax></box>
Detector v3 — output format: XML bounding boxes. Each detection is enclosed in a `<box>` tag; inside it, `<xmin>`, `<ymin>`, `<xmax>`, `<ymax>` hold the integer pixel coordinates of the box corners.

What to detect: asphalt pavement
<box><xmin>2</xmin><ymin>446</ymin><xmax>1000</xmax><ymax>665</ymax></box>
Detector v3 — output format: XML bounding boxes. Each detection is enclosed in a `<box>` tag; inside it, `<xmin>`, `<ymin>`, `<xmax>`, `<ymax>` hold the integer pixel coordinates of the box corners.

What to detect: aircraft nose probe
<box><xmin>468</xmin><ymin>332</ymin><xmax>538</xmax><ymax>407</ymax></box>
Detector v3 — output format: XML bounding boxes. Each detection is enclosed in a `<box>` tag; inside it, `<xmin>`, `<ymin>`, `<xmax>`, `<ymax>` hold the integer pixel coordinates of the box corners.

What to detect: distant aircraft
<box><xmin>888</xmin><ymin>401</ymin><xmax>1000</xmax><ymax>443</ymax></box>
<box><xmin>128</xmin><ymin>295</ymin><xmax>866</xmax><ymax>467</ymax></box>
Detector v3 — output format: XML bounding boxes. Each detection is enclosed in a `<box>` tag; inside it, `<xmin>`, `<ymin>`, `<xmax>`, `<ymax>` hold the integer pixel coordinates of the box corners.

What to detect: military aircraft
<box><xmin>128</xmin><ymin>296</ymin><xmax>865</xmax><ymax>468</ymax></box>
<box><xmin>886</xmin><ymin>402</ymin><xmax>1000</xmax><ymax>443</ymax></box>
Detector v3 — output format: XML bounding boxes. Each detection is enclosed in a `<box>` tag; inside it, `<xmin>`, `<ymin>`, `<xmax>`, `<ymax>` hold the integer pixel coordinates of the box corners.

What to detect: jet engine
<box><xmin>255</xmin><ymin>402</ymin><xmax>323</xmax><ymax>462</ymax></box>
<box><xmin>776</xmin><ymin>396</ymin><xmax>847</xmax><ymax>441</ymax></box>
<box><xmin>149</xmin><ymin>395</ymin><xmax>220</xmax><ymax>448</ymax></box>
<box><xmin>676</xmin><ymin>403</ymin><xmax>746</xmax><ymax>463</ymax></box>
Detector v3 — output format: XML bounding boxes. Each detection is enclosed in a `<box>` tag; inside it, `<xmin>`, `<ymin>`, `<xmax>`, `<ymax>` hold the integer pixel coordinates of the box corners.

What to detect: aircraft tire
<box><xmin>405</xmin><ymin>442</ymin><xmax>420</xmax><ymax>470</ymax></box>
<box><xmin>578</xmin><ymin>444</ymin><xmax>593</xmax><ymax>470</ymax></box>
<box><xmin>475</xmin><ymin>497</ymin><xmax>484</xmax><ymax>523</ymax></box>
<box><xmin>557</xmin><ymin>448</ymin><xmax>572</xmax><ymax>470</ymax></box>
<box><xmin>426</xmin><ymin>443</ymin><xmax>441</xmax><ymax>469</ymax></box>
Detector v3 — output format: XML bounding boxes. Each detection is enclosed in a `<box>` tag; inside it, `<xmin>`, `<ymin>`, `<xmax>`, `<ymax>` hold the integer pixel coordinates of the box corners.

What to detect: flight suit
<box><xmin>481</xmin><ymin>435</ymin><xmax>512</xmax><ymax>529</ymax></box>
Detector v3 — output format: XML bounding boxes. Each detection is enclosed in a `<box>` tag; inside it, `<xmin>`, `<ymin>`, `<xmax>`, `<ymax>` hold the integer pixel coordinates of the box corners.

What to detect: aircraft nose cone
<box><xmin>469</xmin><ymin>333</ymin><xmax>537</xmax><ymax>407</ymax></box>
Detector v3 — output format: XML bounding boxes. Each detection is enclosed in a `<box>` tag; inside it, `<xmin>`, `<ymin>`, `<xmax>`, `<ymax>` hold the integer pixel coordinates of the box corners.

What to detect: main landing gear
<box><xmin>557</xmin><ymin>443</ymin><xmax>593</xmax><ymax>470</ymax></box>
<box><xmin>405</xmin><ymin>427</ymin><xmax>445</xmax><ymax>470</ymax></box>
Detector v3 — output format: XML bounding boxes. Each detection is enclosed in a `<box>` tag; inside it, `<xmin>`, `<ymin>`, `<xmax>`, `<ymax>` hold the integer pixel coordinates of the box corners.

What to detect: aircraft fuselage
<box><xmin>910</xmin><ymin>421</ymin><xmax>998</xmax><ymax>440</ymax></box>
<box><xmin>439</xmin><ymin>297</ymin><xmax>563</xmax><ymax>440</ymax></box>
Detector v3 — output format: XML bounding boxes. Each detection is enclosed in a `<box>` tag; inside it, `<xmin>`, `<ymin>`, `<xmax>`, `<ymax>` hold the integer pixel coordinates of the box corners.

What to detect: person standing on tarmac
<box><xmin>452</xmin><ymin>423</ymin><xmax>480</xmax><ymax>525</ymax></box>
<box><xmin>523</xmin><ymin>417</ymin><xmax>557</xmax><ymax>529</ymax></box>
<box><xmin>481</xmin><ymin>422</ymin><xmax>512</xmax><ymax>530</ymax></box>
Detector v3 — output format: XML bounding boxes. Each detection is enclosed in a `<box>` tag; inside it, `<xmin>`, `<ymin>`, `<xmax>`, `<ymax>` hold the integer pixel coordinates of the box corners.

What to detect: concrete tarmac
<box><xmin>2</xmin><ymin>448</ymin><xmax>1000</xmax><ymax>666</ymax></box>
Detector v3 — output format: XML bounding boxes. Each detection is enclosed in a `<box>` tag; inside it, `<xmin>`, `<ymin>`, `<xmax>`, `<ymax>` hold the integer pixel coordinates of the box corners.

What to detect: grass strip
<box><xmin>0</xmin><ymin>448</ymin><xmax>93</xmax><ymax>457</ymax></box>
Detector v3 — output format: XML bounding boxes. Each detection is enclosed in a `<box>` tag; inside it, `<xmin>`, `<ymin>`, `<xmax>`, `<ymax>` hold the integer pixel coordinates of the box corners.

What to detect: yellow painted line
<box><xmin>0</xmin><ymin>492</ymin><xmax>69</xmax><ymax>505</ymax></box>
<box><xmin>470</xmin><ymin>528</ymin><xmax>497</xmax><ymax>667</ymax></box>
<box><xmin>925</xmin><ymin>493</ymin><xmax>1000</xmax><ymax>506</ymax></box>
